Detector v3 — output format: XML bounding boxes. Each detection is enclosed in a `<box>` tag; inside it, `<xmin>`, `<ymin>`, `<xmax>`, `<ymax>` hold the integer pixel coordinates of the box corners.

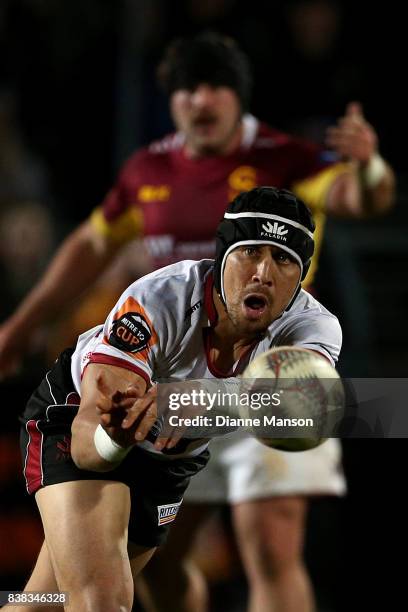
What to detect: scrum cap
<box><xmin>214</xmin><ymin>186</ymin><xmax>315</xmax><ymax>306</ymax></box>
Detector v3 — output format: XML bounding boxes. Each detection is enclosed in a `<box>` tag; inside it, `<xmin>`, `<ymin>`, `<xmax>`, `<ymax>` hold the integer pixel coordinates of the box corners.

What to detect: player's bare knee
<box><xmin>53</xmin><ymin>565</ymin><xmax>133</xmax><ymax>611</ymax></box>
<box><xmin>255</xmin><ymin>536</ymin><xmax>302</xmax><ymax>579</ymax></box>
<box><xmin>238</xmin><ymin>498</ymin><xmax>307</xmax><ymax>578</ymax></box>
<box><xmin>69</xmin><ymin>584</ymin><xmax>133</xmax><ymax>612</ymax></box>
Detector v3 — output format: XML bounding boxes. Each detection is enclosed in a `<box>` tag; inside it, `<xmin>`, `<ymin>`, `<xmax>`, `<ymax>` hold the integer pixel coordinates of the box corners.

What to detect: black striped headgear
<box><xmin>214</xmin><ymin>187</ymin><xmax>315</xmax><ymax>309</ymax></box>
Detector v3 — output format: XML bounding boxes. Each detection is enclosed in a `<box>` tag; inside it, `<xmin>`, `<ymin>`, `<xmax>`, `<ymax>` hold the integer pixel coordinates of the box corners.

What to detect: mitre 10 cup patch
<box><xmin>109</xmin><ymin>312</ymin><xmax>152</xmax><ymax>353</ymax></box>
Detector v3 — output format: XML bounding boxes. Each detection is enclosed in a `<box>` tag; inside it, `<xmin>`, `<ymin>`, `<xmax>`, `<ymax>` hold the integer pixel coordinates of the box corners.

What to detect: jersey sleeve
<box><xmin>291</xmin><ymin>162</ymin><xmax>352</xmax><ymax>215</ymax></box>
<box><xmin>83</xmin><ymin>281</ymin><xmax>163</xmax><ymax>385</ymax></box>
<box><xmin>289</xmin><ymin>138</ymin><xmax>351</xmax><ymax>214</ymax></box>
<box><xmin>286</xmin><ymin>138</ymin><xmax>351</xmax><ymax>214</ymax></box>
<box><xmin>273</xmin><ymin>312</ymin><xmax>342</xmax><ymax>367</ymax></box>
<box><xmin>89</xmin><ymin>152</ymin><xmax>145</xmax><ymax>245</ymax></box>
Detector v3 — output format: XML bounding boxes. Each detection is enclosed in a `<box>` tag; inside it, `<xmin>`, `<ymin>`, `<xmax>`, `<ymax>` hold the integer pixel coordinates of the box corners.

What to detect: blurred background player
<box><xmin>0</xmin><ymin>30</ymin><xmax>395</xmax><ymax>612</ymax></box>
<box><xmin>0</xmin><ymin>30</ymin><xmax>394</xmax><ymax>373</ymax></box>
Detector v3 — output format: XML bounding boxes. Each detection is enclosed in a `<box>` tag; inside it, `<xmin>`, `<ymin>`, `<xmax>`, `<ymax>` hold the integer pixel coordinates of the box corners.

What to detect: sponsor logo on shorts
<box><xmin>109</xmin><ymin>312</ymin><xmax>152</xmax><ymax>353</ymax></box>
<box><xmin>157</xmin><ymin>500</ymin><xmax>183</xmax><ymax>526</ymax></box>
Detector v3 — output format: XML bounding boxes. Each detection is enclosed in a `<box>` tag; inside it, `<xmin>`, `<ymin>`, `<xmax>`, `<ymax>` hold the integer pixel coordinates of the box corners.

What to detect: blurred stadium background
<box><xmin>0</xmin><ymin>1</ymin><xmax>406</xmax><ymax>610</ymax></box>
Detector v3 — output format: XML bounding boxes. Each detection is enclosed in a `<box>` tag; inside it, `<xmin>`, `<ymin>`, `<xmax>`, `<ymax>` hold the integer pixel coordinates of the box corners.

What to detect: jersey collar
<box><xmin>204</xmin><ymin>271</ymin><xmax>218</xmax><ymax>327</ymax></box>
<box><xmin>240</xmin><ymin>114</ymin><xmax>259</xmax><ymax>150</ymax></box>
<box><xmin>175</xmin><ymin>113</ymin><xmax>259</xmax><ymax>156</ymax></box>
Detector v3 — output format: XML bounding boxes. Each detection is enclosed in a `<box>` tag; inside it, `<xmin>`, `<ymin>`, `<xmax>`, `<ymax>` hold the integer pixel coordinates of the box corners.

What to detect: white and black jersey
<box><xmin>70</xmin><ymin>259</ymin><xmax>341</xmax><ymax>457</ymax></box>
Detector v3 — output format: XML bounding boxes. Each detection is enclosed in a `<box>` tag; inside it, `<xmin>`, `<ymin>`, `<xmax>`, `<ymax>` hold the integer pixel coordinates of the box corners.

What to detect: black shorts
<box><xmin>20</xmin><ymin>349</ymin><xmax>209</xmax><ymax>547</ymax></box>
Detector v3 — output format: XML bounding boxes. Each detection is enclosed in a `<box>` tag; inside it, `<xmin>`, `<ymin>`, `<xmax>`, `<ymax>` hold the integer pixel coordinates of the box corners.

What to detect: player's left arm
<box><xmin>325</xmin><ymin>102</ymin><xmax>396</xmax><ymax>218</ymax></box>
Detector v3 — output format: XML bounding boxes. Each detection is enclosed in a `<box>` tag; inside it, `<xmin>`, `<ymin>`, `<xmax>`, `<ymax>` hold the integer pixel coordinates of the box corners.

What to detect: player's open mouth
<box><xmin>243</xmin><ymin>294</ymin><xmax>268</xmax><ymax>319</ymax></box>
<box><xmin>193</xmin><ymin>114</ymin><xmax>217</xmax><ymax>125</ymax></box>
<box><xmin>192</xmin><ymin>116</ymin><xmax>218</xmax><ymax>132</ymax></box>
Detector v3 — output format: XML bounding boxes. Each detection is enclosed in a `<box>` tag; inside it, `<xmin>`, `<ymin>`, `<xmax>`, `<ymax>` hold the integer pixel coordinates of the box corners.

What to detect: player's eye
<box><xmin>274</xmin><ymin>251</ymin><xmax>294</xmax><ymax>264</ymax></box>
<box><xmin>243</xmin><ymin>246</ymin><xmax>259</xmax><ymax>257</ymax></box>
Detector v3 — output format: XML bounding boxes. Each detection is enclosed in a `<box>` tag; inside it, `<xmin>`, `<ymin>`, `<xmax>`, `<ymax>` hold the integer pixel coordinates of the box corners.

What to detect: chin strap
<box><xmin>284</xmin><ymin>284</ymin><xmax>301</xmax><ymax>312</ymax></box>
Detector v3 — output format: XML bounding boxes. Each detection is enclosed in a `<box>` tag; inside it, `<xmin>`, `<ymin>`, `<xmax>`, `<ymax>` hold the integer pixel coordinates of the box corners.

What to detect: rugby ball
<box><xmin>240</xmin><ymin>346</ymin><xmax>344</xmax><ymax>452</ymax></box>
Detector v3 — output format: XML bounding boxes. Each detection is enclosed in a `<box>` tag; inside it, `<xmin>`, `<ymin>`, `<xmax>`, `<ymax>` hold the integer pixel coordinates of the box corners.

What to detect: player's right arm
<box><xmin>0</xmin><ymin>219</ymin><xmax>121</xmax><ymax>377</ymax></box>
<box><xmin>71</xmin><ymin>362</ymin><xmax>157</xmax><ymax>472</ymax></box>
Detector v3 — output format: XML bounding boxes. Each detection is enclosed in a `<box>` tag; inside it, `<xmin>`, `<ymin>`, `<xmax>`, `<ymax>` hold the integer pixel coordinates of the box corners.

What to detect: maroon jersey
<box><xmin>91</xmin><ymin>115</ymin><xmax>348</xmax><ymax>283</ymax></box>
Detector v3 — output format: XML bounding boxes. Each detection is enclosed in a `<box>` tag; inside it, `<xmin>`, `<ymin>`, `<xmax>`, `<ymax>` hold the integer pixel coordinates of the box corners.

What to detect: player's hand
<box><xmin>326</xmin><ymin>102</ymin><xmax>378</xmax><ymax>165</ymax></box>
<box><xmin>154</xmin><ymin>380</ymin><xmax>207</xmax><ymax>451</ymax></box>
<box><xmin>95</xmin><ymin>374</ymin><xmax>157</xmax><ymax>448</ymax></box>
